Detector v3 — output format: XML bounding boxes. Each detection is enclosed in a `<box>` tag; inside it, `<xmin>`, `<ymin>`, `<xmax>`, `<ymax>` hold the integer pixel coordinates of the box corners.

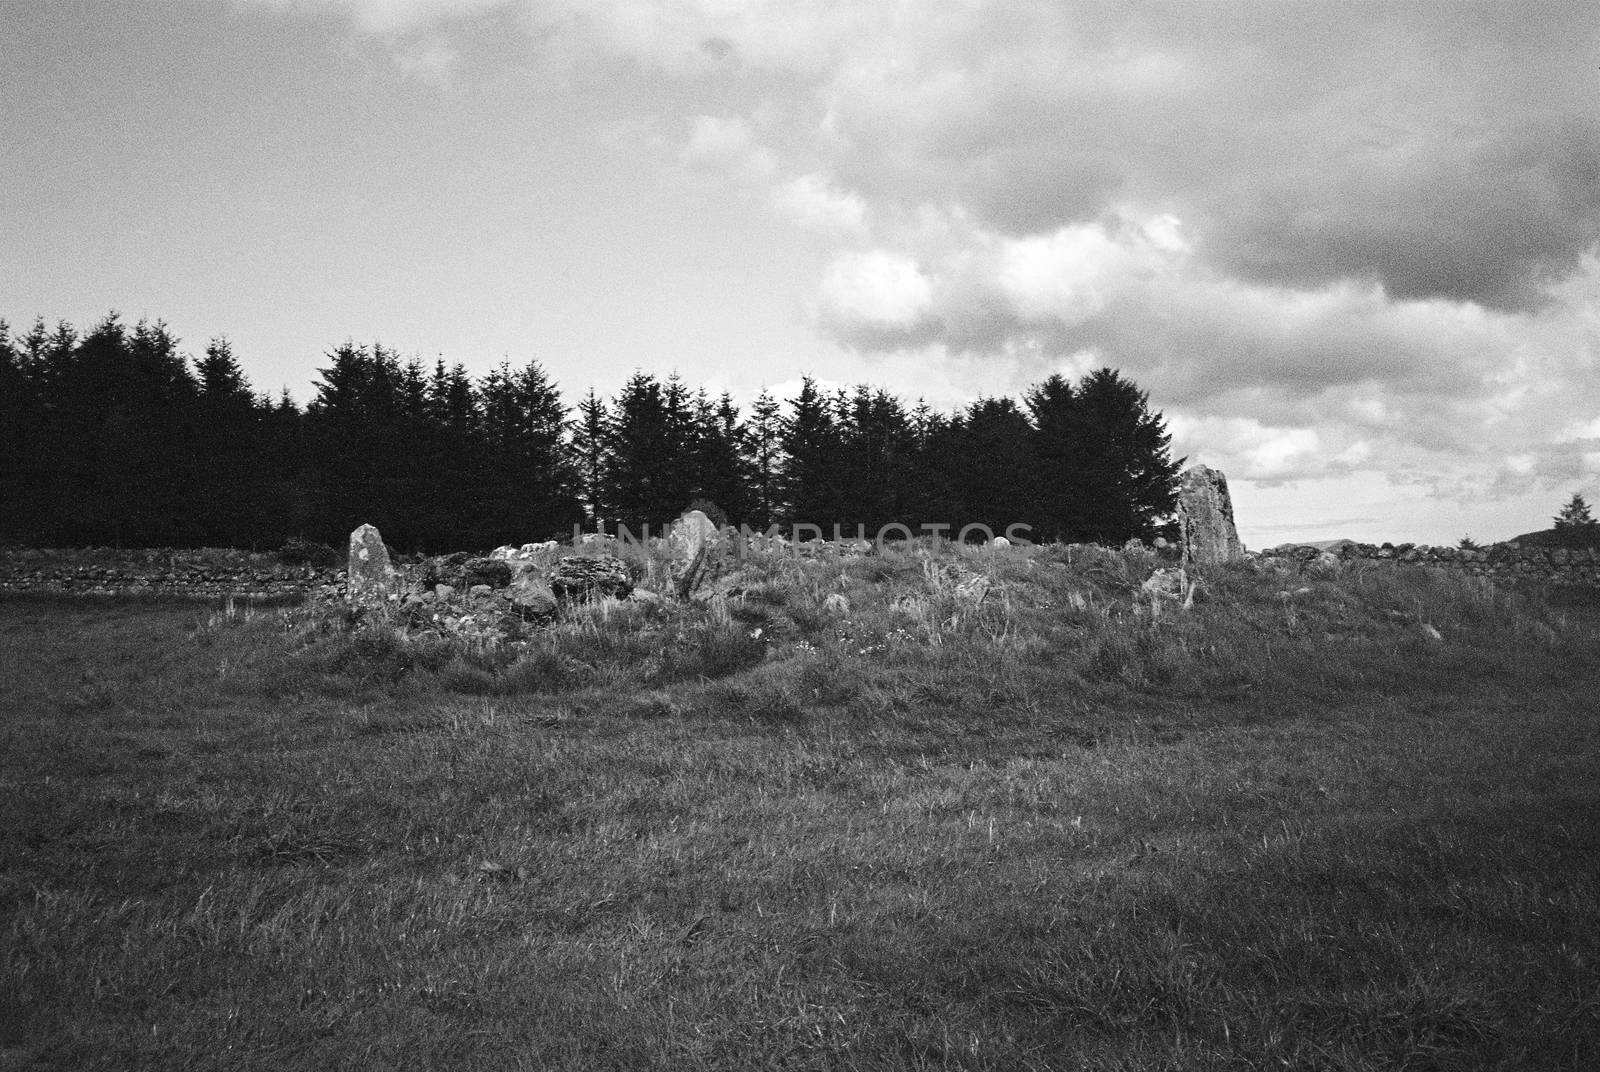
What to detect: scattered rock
<box><xmin>991</xmin><ymin>536</ymin><xmax>1011</xmax><ymax>548</ymax></box>
<box><xmin>1176</xmin><ymin>465</ymin><xmax>1245</xmax><ymax>567</ymax></box>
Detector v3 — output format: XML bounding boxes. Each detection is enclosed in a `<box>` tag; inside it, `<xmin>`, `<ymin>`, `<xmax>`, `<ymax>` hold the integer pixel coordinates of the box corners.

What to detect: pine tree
<box><xmin>904</xmin><ymin>400</ymin><xmax>959</xmax><ymax>528</ymax></box>
<box><xmin>1554</xmin><ymin>492</ymin><xmax>1597</xmax><ymax>529</ymax></box>
<box><xmin>607</xmin><ymin>372</ymin><xmax>691</xmax><ymax>529</ymax></box>
<box><xmin>780</xmin><ymin>377</ymin><xmax>841</xmax><ymax>527</ymax></box>
<box><xmin>1024</xmin><ymin>373</ymin><xmax>1079</xmax><ymax>542</ymax></box>
<box><xmin>477</xmin><ymin>358</ymin><xmax>580</xmax><ymax>542</ymax></box>
<box><xmin>192</xmin><ymin>337</ymin><xmax>266</xmax><ymax>545</ymax></box>
<box><xmin>951</xmin><ymin>396</ymin><xmax>1038</xmax><ymax>537</ymax></box>
<box><xmin>685</xmin><ymin>390</ymin><xmax>750</xmax><ymax>526</ymax></box>
<box><xmin>746</xmin><ymin>389</ymin><xmax>783</xmax><ymax>529</ymax></box>
<box><xmin>572</xmin><ymin>388</ymin><xmax>611</xmax><ymax>525</ymax></box>
<box><xmin>1028</xmin><ymin>368</ymin><xmax>1181</xmax><ymax>543</ymax></box>
<box><xmin>0</xmin><ymin>321</ymin><xmax>26</xmax><ymax>537</ymax></box>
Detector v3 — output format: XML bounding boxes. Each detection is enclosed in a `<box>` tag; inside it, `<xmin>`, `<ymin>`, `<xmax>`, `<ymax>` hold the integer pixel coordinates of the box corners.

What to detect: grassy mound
<box><xmin>285</xmin><ymin>538</ymin><xmax>1583</xmax><ymax>742</ymax></box>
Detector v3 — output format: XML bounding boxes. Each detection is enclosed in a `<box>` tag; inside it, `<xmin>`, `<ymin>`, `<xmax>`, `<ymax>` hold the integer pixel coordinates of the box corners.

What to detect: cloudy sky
<box><xmin>3</xmin><ymin>0</ymin><xmax>1597</xmax><ymax>545</ymax></box>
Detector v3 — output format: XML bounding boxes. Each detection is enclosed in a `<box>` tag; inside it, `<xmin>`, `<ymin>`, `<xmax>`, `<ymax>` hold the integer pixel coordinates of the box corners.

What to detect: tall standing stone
<box><xmin>668</xmin><ymin>509</ymin><xmax>722</xmax><ymax>599</ymax></box>
<box><xmin>1176</xmin><ymin>465</ymin><xmax>1244</xmax><ymax>566</ymax></box>
<box><xmin>668</xmin><ymin>510</ymin><xmax>720</xmax><ymax>560</ymax></box>
<box><xmin>347</xmin><ymin>523</ymin><xmax>394</xmax><ymax>607</ymax></box>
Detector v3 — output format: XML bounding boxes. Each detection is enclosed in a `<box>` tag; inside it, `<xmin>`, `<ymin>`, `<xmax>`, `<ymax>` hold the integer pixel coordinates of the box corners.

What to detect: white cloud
<box><xmin>816</xmin><ymin>249</ymin><xmax>933</xmax><ymax>330</ymax></box>
<box><xmin>384</xmin><ymin>36</ymin><xmax>459</xmax><ymax>86</ymax></box>
<box><xmin>771</xmin><ymin>173</ymin><xmax>868</xmax><ymax>235</ymax></box>
<box><xmin>680</xmin><ymin>114</ymin><xmax>777</xmax><ymax>180</ymax></box>
<box><xmin>248</xmin><ymin>0</ymin><xmax>513</xmax><ymax>36</ymax></box>
<box><xmin>995</xmin><ymin>217</ymin><xmax>1185</xmax><ymax>324</ymax></box>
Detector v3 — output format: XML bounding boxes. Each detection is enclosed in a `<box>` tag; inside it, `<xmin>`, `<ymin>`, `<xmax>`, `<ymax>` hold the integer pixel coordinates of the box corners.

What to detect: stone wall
<box><xmin>0</xmin><ymin>548</ymin><xmax>340</xmax><ymax>601</ymax></box>
<box><xmin>1267</xmin><ymin>541</ymin><xmax>1600</xmax><ymax>586</ymax></box>
<box><xmin>5</xmin><ymin>537</ymin><xmax>1596</xmax><ymax>602</ymax></box>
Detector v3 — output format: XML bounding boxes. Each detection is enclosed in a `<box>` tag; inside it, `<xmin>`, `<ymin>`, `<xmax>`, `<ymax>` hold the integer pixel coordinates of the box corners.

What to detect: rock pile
<box><xmin>548</xmin><ymin>554</ymin><xmax>633</xmax><ymax>602</ymax></box>
<box><xmin>321</xmin><ymin>525</ymin><xmax>638</xmax><ymax>643</ymax></box>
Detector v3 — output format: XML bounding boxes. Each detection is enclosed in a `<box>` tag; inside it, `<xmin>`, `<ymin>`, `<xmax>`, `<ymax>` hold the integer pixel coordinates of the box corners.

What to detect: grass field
<box><xmin>2</xmin><ymin>543</ymin><xmax>1598</xmax><ymax>1070</ymax></box>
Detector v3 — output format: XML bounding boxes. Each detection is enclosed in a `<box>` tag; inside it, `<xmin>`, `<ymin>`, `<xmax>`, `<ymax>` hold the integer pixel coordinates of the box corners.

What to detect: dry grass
<box><xmin>2</xmin><ymin>543</ymin><xmax>1598</xmax><ymax>1069</ymax></box>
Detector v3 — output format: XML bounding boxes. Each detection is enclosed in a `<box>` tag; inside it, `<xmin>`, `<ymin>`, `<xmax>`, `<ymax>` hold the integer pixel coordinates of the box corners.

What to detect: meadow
<box><xmin>2</xmin><ymin>540</ymin><xmax>1597</xmax><ymax>1070</ymax></box>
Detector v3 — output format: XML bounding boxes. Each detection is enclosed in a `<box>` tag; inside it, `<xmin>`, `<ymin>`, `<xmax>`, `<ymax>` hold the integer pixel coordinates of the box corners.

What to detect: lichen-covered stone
<box><xmin>668</xmin><ymin>510</ymin><xmax>720</xmax><ymax>560</ymax></box>
<box><xmin>508</xmin><ymin>567</ymin><xmax>558</xmax><ymax>620</ymax></box>
<box><xmin>347</xmin><ymin>524</ymin><xmax>395</xmax><ymax>607</ymax></box>
<box><xmin>1176</xmin><ymin>465</ymin><xmax>1244</xmax><ymax>567</ymax></box>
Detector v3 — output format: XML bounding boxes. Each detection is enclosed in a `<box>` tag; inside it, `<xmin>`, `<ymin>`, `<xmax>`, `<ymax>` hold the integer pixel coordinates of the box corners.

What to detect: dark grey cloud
<box><xmin>821</xmin><ymin>1</ymin><xmax>1600</xmax><ymax>311</ymax></box>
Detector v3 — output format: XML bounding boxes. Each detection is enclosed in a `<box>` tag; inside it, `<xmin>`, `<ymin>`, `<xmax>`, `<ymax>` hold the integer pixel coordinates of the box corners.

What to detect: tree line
<box><xmin>0</xmin><ymin>313</ymin><xmax>1183</xmax><ymax>552</ymax></box>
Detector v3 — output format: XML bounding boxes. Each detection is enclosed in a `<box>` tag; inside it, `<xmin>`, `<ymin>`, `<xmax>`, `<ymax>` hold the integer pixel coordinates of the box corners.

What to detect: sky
<box><xmin>2</xmin><ymin>0</ymin><xmax>1597</xmax><ymax>546</ymax></box>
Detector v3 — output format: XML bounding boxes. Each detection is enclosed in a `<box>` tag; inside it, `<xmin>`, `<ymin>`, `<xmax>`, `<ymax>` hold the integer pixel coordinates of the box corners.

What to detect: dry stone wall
<box><xmin>0</xmin><ymin>548</ymin><xmax>340</xmax><ymax>600</ymax></box>
<box><xmin>1266</xmin><ymin>541</ymin><xmax>1600</xmax><ymax>586</ymax></box>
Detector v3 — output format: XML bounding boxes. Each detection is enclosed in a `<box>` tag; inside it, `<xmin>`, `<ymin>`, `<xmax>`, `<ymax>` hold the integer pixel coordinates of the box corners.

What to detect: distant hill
<box><xmin>1265</xmin><ymin>538</ymin><xmax>1356</xmax><ymax>554</ymax></box>
<box><xmin>1507</xmin><ymin>525</ymin><xmax>1600</xmax><ymax>550</ymax></box>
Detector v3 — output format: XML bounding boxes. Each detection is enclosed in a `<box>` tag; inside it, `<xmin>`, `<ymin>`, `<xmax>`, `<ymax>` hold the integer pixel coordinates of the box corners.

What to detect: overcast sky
<box><xmin>3</xmin><ymin>0</ymin><xmax>1597</xmax><ymax>545</ymax></box>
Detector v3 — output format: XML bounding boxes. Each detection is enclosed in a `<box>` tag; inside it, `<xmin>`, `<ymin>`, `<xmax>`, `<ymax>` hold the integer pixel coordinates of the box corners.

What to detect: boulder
<box><xmin>507</xmin><ymin>570</ymin><xmax>558</xmax><ymax>621</ymax></box>
<box><xmin>462</xmin><ymin>556</ymin><xmax>513</xmax><ymax>589</ymax></box>
<box><xmin>347</xmin><ymin>523</ymin><xmax>395</xmax><ymax>607</ymax></box>
<box><xmin>549</xmin><ymin>554</ymin><xmax>632</xmax><ymax>602</ymax></box>
<box><xmin>1306</xmin><ymin>551</ymin><xmax>1342</xmax><ymax>576</ymax></box>
<box><xmin>1176</xmin><ymin>465</ymin><xmax>1245</xmax><ymax>567</ymax></box>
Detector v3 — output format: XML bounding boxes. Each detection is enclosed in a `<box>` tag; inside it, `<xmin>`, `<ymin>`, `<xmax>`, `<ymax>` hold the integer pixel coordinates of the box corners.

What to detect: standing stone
<box><xmin>1176</xmin><ymin>465</ymin><xmax>1244</xmax><ymax>566</ymax></box>
<box><xmin>347</xmin><ymin>523</ymin><xmax>394</xmax><ymax>607</ymax></box>
<box><xmin>668</xmin><ymin>510</ymin><xmax>720</xmax><ymax>560</ymax></box>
